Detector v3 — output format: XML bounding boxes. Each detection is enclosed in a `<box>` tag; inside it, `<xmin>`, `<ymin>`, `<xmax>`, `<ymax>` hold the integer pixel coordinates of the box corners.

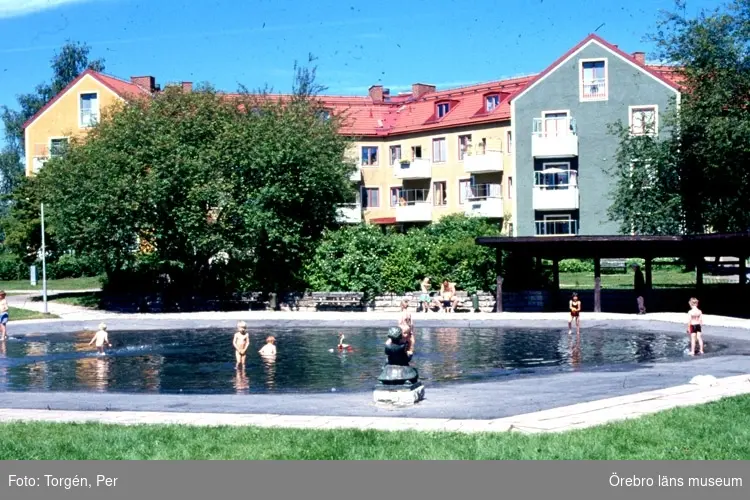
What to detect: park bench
<box><xmin>296</xmin><ymin>292</ymin><xmax>364</xmax><ymax>310</ymax></box>
<box><xmin>600</xmin><ymin>258</ymin><xmax>628</xmax><ymax>274</ymax></box>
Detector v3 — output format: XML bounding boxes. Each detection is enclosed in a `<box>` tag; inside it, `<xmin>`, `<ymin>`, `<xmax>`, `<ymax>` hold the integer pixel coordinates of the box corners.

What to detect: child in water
<box><xmin>259</xmin><ymin>336</ymin><xmax>277</xmax><ymax>356</ymax></box>
<box><xmin>0</xmin><ymin>290</ymin><xmax>8</xmax><ymax>341</ymax></box>
<box><xmin>233</xmin><ymin>321</ymin><xmax>250</xmax><ymax>367</ymax></box>
<box><xmin>88</xmin><ymin>323</ymin><xmax>112</xmax><ymax>354</ymax></box>
<box><xmin>568</xmin><ymin>292</ymin><xmax>581</xmax><ymax>335</ymax></box>
<box><xmin>687</xmin><ymin>297</ymin><xmax>704</xmax><ymax>356</ymax></box>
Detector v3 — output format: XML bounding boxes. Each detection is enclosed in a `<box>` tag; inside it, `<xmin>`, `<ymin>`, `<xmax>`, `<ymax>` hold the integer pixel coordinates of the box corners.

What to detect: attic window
<box><xmin>317</xmin><ymin>110</ymin><xmax>331</xmax><ymax>121</ymax></box>
<box><xmin>485</xmin><ymin>94</ymin><xmax>500</xmax><ymax>112</ymax></box>
<box><xmin>437</xmin><ymin>102</ymin><xmax>450</xmax><ymax>118</ymax></box>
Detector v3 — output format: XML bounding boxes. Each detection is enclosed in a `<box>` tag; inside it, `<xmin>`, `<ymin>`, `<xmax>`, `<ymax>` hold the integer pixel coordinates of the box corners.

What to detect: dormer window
<box><xmin>485</xmin><ymin>94</ymin><xmax>499</xmax><ymax>112</ymax></box>
<box><xmin>317</xmin><ymin>109</ymin><xmax>331</xmax><ymax>121</ymax></box>
<box><xmin>437</xmin><ymin>102</ymin><xmax>451</xmax><ymax>118</ymax></box>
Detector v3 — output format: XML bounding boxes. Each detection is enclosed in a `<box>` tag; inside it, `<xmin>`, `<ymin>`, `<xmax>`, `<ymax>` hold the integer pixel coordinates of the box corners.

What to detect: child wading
<box><xmin>259</xmin><ymin>336</ymin><xmax>277</xmax><ymax>357</ymax></box>
<box><xmin>687</xmin><ymin>297</ymin><xmax>704</xmax><ymax>356</ymax></box>
<box><xmin>0</xmin><ymin>290</ymin><xmax>8</xmax><ymax>341</ymax></box>
<box><xmin>568</xmin><ymin>292</ymin><xmax>582</xmax><ymax>335</ymax></box>
<box><xmin>233</xmin><ymin>321</ymin><xmax>250</xmax><ymax>367</ymax></box>
<box><xmin>89</xmin><ymin>323</ymin><xmax>112</xmax><ymax>354</ymax></box>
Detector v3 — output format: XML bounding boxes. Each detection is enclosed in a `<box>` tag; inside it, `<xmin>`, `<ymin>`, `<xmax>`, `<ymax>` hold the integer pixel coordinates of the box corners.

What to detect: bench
<box><xmin>600</xmin><ymin>259</ymin><xmax>628</xmax><ymax>274</ymax></box>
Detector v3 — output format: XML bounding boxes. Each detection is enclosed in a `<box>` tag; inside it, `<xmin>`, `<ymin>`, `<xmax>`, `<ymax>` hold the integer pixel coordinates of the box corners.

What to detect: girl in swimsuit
<box><xmin>568</xmin><ymin>292</ymin><xmax>581</xmax><ymax>335</ymax></box>
<box><xmin>687</xmin><ymin>297</ymin><xmax>704</xmax><ymax>355</ymax></box>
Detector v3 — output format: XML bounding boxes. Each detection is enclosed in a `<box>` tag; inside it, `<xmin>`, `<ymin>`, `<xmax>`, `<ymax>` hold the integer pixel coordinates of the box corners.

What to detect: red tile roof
<box><xmin>22</xmin><ymin>69</ymin><xmax>151</xmax><ymax>129</ymax></box>
<box><xmin>23</xmin><ymin>35</ymin><xmax>682</xmax><ymax>137</ymax></box>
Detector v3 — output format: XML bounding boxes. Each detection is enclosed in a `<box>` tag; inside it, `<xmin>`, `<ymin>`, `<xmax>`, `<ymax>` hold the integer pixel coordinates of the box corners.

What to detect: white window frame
<box><xmin>389</xmin><ymin>145</ymin><xmax>402</xmax><ymax>166</ymax></box>
<box><xmin>432</xmin><ymin>179</ymin><xmax>448</xmax><ymax>207</ymax></box>
<box><xmin>361</xmin><ymin>146</ymin><xmax>379</xmax><ymax>167</ymax></box>
<box><xmin>361</xmin><ymin>186</ymin><xmax>380</xmax><ymax>208</ymax></box>
<box><xmin>579</xmin><ymin>58</ymin><xmax>609</xmax><ymax>102</ymax></box>
<box><xmin>485</xmin><ymin>94</ymin><xmax>499</xmax><ymax>112</ymax></box>
<box><xmin>541</xmin><ymin>214</ymin><xmax>577</xmax><ymax>235</ymax></box>
<box><xmin>628</xmin><ymin>105</ymin><xmax>659</xmax><ymax>136</ymax></box>
<box><xmin>457</xmin><ymin>134</ymin><xmax>472</xmax><ymax>161</ymax></box>
<box><xmin>458</xmin><ymin>178</ymin><xmax>472</xmax><ymax>205</ymax></box>
<box><xmin>389</xmin><ymin>185</ymin><xmax>402</xmax><ymax>207</ymax></box>
<box><xmin>506</xmin><ymin>131</ymin><xmax>512</xmax><ymax>153</ymax></box>
<box><xmin>78</xmin><ymin>91</ymin><xmax>100</xmax><ymax>128</ymax></box>
<box><xmin>537</xmin><ymin>161</ymin><xmax>573</xmax><ymax>188</ymax></box>
<box><xmin>48</xmin><ymin>136</ymin><xmax>69</xmax><ymax>158</ymax></box>
<box><xmin>411</xmin><ymin>145</ymin><xmax>423</xmax><ymax>160</ymax></box>
<box><xmin>432</xmin><ymin>137</ymin><xmax>447</xmax><ymax>163</ymax></box>
<box><xmin>437</xmin><ymin>102</ymin><xmax>450</xmax><ymax>118</ymax></box>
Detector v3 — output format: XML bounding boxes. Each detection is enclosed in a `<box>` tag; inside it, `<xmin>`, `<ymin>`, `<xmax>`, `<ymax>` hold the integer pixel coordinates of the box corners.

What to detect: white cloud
<box><xmin>0</xmin><ymin>0</ymin><xmax>99</xmax><ymax>19</ymax></box>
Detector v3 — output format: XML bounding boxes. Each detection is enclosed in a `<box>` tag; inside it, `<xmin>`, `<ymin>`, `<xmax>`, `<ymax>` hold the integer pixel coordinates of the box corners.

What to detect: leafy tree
<box><xmin>608</xmin><ymin>0</ymin><xmax>750</xmax><ymax>234</ymax></box>
<box><xmin>33</xmin><ymin>66</ymin><xmax>354</xmax><ymax>297</ymax></box>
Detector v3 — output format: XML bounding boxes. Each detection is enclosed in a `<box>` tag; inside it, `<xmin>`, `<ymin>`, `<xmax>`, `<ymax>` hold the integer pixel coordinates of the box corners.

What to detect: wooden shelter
<box><xmin>475</xmin><ymin>233</ymin><xmax>750</xmax><ymax>313</ymax></box>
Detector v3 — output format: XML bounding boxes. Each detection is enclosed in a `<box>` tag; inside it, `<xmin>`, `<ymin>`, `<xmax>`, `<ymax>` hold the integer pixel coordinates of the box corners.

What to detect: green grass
<box><xmin>6</xmin><ymin>306</ymin><xmax>59</xmax><ymax>321</ymax></box>
<box><xmin>0</xmin><ymin>276</ymin><xmax>102</xmax><ymax>291</ymax></box>
<box><xmin>46</xmin><ymin>292</ymin><xmax>101</xmax><ymax>308</ymax></box>
<box><xmin>1</xmin><ymin>396</ymin><xmax>749</xmax><ymax>459</ymax></box>
<box><xmin>560</xmin><ymin>269</ymin><xmax>696</xmax><ymax>290</ymax></box>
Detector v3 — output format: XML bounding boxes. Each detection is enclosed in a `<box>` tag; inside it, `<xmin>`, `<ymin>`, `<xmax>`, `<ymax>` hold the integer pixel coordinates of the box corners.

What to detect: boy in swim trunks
<box><xmin>88</xmin><ymin>322</ymin><xmax>112</xmax><ymax>354</ymax></box>
<box><xmin>687</xmin><ymin>297</ymin><xmax>704</xmax><ymax>356</ymax></box>
<box><xmin>568</xmin><ymin>292</ymin><xmax>581</xmax><ymax>335</ymax></box>
<box><xmin>418</xmin><ymin>277</ymin><xmax>432</xmax><ymax>313</ymax></box>
<box><xmin>0</xmin><ymin>291</ymin><xmax>8</xmax><ymax>340</ymax></box>
<box><xmin>233</xmin><ymin>320</ymin><xmax>250</xmax><ymax>367</ymax></box>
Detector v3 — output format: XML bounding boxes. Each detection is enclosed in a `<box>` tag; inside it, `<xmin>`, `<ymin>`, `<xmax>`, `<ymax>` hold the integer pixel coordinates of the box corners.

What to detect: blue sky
<box><xmin>0</xmin><ymin>0</ymin><xmax>720</xmax><ymax>131</ymax></box>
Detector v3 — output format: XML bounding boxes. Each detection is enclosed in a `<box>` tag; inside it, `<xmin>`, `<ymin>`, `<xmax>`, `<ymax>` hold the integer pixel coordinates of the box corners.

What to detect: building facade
<box><xmin>23</xmin><ymin>34</ymin><xmax>680</xmax><ymax>236</ymax></box>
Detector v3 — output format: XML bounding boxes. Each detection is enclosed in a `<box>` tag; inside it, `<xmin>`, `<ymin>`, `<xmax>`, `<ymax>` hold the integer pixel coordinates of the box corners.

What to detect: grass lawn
<box><xmin>1</xmin><ymin>396</ymin><xmax>749</xmax><ymax>459</ymax></box>
<box><xmin>7</xmin><ymin>306</ymin><xmax>59</xmax><ymax>321</ymax></box>
<box><xmin>47</xmin><ymin>292</ymin><xmax>100</xmax><ymax>308</ymax></box>
<box><xmin>560</xmin><ymin>269</ymin><xmax>696</xmax><ymax>290</ymax></box>
<box><xmin>0</xmin><ymin>276</ymin><xmax>102</xmax><ymax>291</ymax></box>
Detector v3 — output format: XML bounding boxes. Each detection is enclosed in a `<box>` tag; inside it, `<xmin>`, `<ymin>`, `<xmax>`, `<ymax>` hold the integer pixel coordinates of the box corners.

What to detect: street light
<box><xmin>40</xmin><ymin>202</ymin><xmax>47</xmax><ymax>314</ymax></box>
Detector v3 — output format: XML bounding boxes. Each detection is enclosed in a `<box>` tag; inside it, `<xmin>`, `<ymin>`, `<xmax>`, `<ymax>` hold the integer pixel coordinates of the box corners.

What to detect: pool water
<box><xmin>0</xmin><ymin>327</ymin><xmax>722</xmax><ymax>394</ymax></box>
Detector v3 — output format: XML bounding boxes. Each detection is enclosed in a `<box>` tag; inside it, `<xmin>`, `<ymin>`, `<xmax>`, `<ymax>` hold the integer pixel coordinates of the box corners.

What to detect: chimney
<box><xmin>632</xmin><ymin>51</ymin><xmax>646</xmax><ymax>64</ymax></box>
<box><xmin>181</xmin><ymin>82</ymin><xmax>193</xmax><ymax>93</ymax></box>
<box><xmin>131</xmin><ymin>76</ymin><xmax>156</xmax><ymax>92</ymax></box>
<box><xmin>411</xmin><ymin>83</ymin><xmax>436</xmax><ymax>99</ymax></box>
<box><xmin>369</xmin><ymin>85</ymin><xmax>384</xmax><ymax>103</ymax></box>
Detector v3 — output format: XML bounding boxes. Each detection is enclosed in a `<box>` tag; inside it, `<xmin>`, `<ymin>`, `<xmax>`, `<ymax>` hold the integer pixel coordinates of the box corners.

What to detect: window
<box><xmin>390</xmin><ymin>187</ymin><xmax>402</xmax><ymax>207</ymax></box>
<box><xmin>508</xmin><ymin>176</ymin><xmax>513</xmax><ymax>199</ymax></box>
<box><xmin>630</xmin><ymin>106</ymin><xmax>657</xmax><ymax>135</ymax></box>
<box><xmin>535</xmin><ymin>163</ymin><xmax>576</xmax><ymax>189</ymax></box>
<box><xmin>541</xmin><ymin>111</ymin><xmax>570</xmax><ymax>136</ymax></box>
<box><xmin>412</xmin><ymin>145</ymin><xmax>423</xmax><ymax>160</ymax></box>
<box><xmin>538</xmin><ymin>215</ymin><xmax>577</xmax><ymax>236</ymax></box>
<box><xmin>79</xmin><ymin>92</ymin><xmax>99</xmax><ymax>127</ymax></box>
<box><xmin>361</xmin><ymin>146</ymin><xmax>378</xmax><ymax>166</ymax></box>
<box><xmin>49</xmin><ymin>138</ymin><xmax>68</xmax><ymax>157</ymax></box>
<box><xmin>432</xmin><ymin>138</ymin><xmax>446</xmax><ymax>163</ymax></box>
<box><xmin>389</xmin><ymin>145</ymin><xmax>402</xmax><ymax>165</ymax></box>
<box><xmin>485</xmin><ymin>94</ymin><xmax>499</xmax><ymax>112</ymax></box>
<box><xmin>458</xmin><ymin>135</ymin><xmax>472</xmax><ymax>160</ymax></box>
<box><xmin>437</xmin><ymin>102</ymin><xmax>450</xmax><ymax>118</ymax></box>
<box><xmin>361</xmin><ymin>187</ymin><xmax>380</xmax><ymax>208</ymax></box>
<box><xmin>580</xmin><ymin>60</ymin><xmax>607</xmax><ymax>100</ymax></box>
<box><xmin>459</xmin><ymin>179</ymin><xmax>471</xmax><ymax>204</ymax></box>
<box><xmin>506</xmin><ymin>131</ymin><xmax>512</xmax><ymax>153</ymax></box>
<box><xmin>433</xmin><ymin>181</ymin><xmax>447</xmax><ymax>206</ymax></box>
<box><xmin>317</xmin><ymin>110</ymin><xmax>331</xmax><ymax>121</ymax></box>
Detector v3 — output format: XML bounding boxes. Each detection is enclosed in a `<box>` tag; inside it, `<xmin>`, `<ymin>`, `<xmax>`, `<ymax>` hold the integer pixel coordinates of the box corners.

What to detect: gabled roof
<box><xmin>508</xmin><ymin>33</ymin><xmax>681</xmax><ymax>104</ymax></box>
<box><xmin>22</xmin><ymin>69</ymin><xmax>152</xmax><ymax>130</ymax></box>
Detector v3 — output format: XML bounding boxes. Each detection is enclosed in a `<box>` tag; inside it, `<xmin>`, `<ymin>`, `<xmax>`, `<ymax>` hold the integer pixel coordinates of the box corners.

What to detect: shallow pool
<box><xmin>0</xmin><ymin>327</ymin><xmax>724</xmax><ymax>394</ymax></box>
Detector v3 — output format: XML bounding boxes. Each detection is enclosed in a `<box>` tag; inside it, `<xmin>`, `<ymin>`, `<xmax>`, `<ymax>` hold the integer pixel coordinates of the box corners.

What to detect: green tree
<box><xmin>608</xmin><ymin>0</ymin><xmax>750</xmax><ymax>234</ymax></box>
<box><xmin>31</xmin><ymin>66</ymin><xmax>354</xmax><ymax>297</ymax></box>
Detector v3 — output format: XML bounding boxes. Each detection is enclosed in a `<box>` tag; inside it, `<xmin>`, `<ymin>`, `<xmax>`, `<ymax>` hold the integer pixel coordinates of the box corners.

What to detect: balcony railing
<box><xmin>581</xmin><ymin>78</ymin><xmax>606</xmax><ymax>99</ymax></box>
<box><xmin>463</xmin><ymin>149</ymin><xmax>504</xmax><ymax>173</ymax></box>
<box><xmin>531</xmin><ymin>117</ymin><xmax>578</xmax><ymax>157</ymax></box>
<box><xmin>535</xmin><ymin>219</ymin><xmax>578</xmax><ymax>236</ymax></box>
<box><xmin>465</xmin><ymin>183</ymin><xmax>502</xmax><ymax>200</ymax></box>
<box><xmin>394</xmin><ymin>188</ymin><xmax>430</xmax><ymax>206</ymax></box>
<box><xmin>349</xmin><ymin>166</ymin><xmax>362</xmax><ymax>182</ymax></box>
<box><xmin>533</xmin><ymin>169</ymin><xmax>580</xmax><ymax>210</ymax></box>
<box><xmin>395</xmin><ymin>188</ymin><xmax>432</xmax><ymax>222</ymax></box>
<box><xmin>80</xmin><ymin>111</ymin><xmax>99</xmax><ymax>127</ymax></box>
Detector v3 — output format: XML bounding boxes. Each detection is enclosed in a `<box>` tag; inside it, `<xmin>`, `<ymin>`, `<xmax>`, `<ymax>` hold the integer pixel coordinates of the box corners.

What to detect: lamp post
<box><xmin>40</xmin><ymin>202</ymin><xmax>48</xmax><ymax>314</ymax></box>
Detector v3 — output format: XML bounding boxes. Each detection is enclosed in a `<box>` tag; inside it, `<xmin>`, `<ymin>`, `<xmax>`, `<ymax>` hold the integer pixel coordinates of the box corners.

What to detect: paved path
<box><xmin>0</xmin><ymin>374</ymin><xmax>747</xmax><ymax>434</ymax></box>
<box><xmin>7</xmin><ymin>291</ymin><xmax>123</xmax><ymax>320</ymax></box>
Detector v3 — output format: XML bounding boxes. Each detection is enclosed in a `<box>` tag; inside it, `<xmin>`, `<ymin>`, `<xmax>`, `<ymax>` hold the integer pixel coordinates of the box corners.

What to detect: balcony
<box><xmin>394</xmin><ymin>158</ymin><xmax>431</xmax><ymax>180</ymax></box>
<box><xmin>531</xmin><ymin>117</ymin><xmax>578</xmax><ymax>158</ymax></box>
<box><xmin>533</xmin><ymin>168</ymin><xmax>579</xmax><ymax>210</ymax></box>
<box><xmin>395</xmin><ymin>188</ymin><xmax>432</xmax><ymax>222</ymax></box>
<box><xmin>464</xmin><ymin>184</ymin><xmax>504</xmax><ymax>218</ymax></box>
<box><xmin>463</xmin><ymin>150</ymin><xmax>504</xmax><ymax>173</ymax></box>
<box><xmin>349</xmin><ymin>166</ymin><xmax>362</xmax><ymax>182</ymax></box>
<box><xmin>535</xmin><ymin>219</ymin><xmax>578</xmax><ymax>236</ymax></box>
<box><xmin>336</xmin><ymin>203</ymin><xmax>362</xmax><ymax>224</ymax></box>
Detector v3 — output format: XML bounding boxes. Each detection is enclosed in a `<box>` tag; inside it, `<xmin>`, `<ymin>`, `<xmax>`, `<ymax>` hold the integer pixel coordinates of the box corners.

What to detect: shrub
<box><xmin>558</xmin><ymin>259</ymin><xmax>594</xmax><ymax>273</ymax></box>
<box><xmin>0</xmin><ymin>252</ymin><xmax>28</xmax><ymax>281</ymax></box>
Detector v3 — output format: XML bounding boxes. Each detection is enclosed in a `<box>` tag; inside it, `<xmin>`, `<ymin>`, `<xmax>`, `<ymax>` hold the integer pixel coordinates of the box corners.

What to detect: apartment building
<box><xmin>22</xmin><ymin>34</ymin><xmax>681</xmax><ymax>236</ymax></box>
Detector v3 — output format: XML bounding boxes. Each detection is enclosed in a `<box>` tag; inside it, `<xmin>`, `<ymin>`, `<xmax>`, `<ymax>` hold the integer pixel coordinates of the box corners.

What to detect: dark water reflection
<box><xmin>0</xmin><ymin>327</ymin><xmax>724</xmax><ymax>394</ymax></box>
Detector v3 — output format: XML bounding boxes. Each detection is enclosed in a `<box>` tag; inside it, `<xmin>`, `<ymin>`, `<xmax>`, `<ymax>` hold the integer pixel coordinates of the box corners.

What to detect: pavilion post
<box><xmin>495</xmin><ymin>248</ymin><xmax>503</xmax><ymax>313</ymax></box>
<box><xmin>552</xmin><ymin>258</ymin><xmax>560</xmax><ymax>291</ymax></box>
<box><xmin>594</xmin><ymin>257</ymin><xmax>602</xmax><ymax>313</ymax></box>
<box><xmin>696</xmin><ymin>257</ymin><xmax>704</xmax><ymax>288</ymax></box>
<box><xmin>645</xmin><ymin>257</ymin><xmax>653</xmax><ymax>290</ymax></box>
<box><xmin>740</xmin><ymin>256</ymin><xmax>747</xmax><ymax>286</ymax></box>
